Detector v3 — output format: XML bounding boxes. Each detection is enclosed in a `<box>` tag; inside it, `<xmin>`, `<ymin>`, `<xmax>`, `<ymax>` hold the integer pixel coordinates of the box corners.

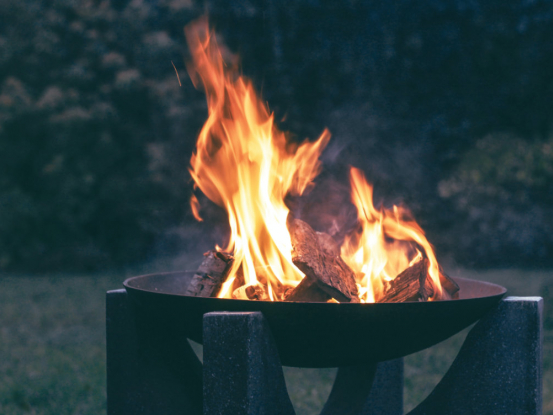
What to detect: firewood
<box><xmin>185</xmin><ymin>250</ymin><xmax>234</xmax><ymax>297</ymax></box>
<box><xmin>316</xmin><ymin>232</ymin><xmax>341</xmax><ymax>256</ymax></box>
<box><xmin>377</xmin><ymin>258</ymin><xmax>431</xmax><ymax>303</ymax></box>
<box><xmin>282</xmin><ymin>277</ymin><xmax>331</xmax><ymax>302</ymax></box>
<box><xmin>287</xmin><ymin>218</ymin><xmax>360</xmax><ymax>303</ymax></box>
<box><xmin>377</xmin><ymin>259</ymin><xmax>459</xmax><ymax>302</ymax></box>
<box><xmin>232</xmin><ymin>283</ymin><xmax>269</xmax><ymax>301</ymax></box>
<box><xmin>282</xmin><ymin>230</ymin><xmax>340</xmax><ymax>302</ymax></box>
<box><xmin>439</xmin><ymin>271</ymin><xmax>460</xmax><ymax>300</ymax></box>
<box><xmin>422</xmin><ymin>269</ymin><xmax>460</xmax><ymax>301</ymax></box>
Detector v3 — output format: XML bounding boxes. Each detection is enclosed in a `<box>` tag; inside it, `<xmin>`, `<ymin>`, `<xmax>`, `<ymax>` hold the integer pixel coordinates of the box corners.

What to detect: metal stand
<box><xmin>106</xmin><ymin>290</ymin><xmax>203</xmax><ymax>415</ymax></box>
<box><xmin>107</xmin><ymin>293</ymin><xmax>542</xmax><ymax>415</ymax></box>
<box><xmin>409</xmin><ymin>297</ymin><xmax>543</xmax><ymax>415</ymax></box>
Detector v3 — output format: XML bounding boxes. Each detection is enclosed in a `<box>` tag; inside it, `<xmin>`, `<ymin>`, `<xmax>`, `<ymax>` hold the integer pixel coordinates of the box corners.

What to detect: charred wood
<box><xmin>185</xmin><ymin>250</ymin><xmax>234</xmax><ymax>297</ymax></box>
<box><xmin>287</xmin><ymin>218</ymin><xmax>359</xmax><ymax>303</ymax></box>
<box><xmin>377</xmin><ymin>258</ymin><xmax>431</xmax><ymax>303</ymax></box>
<box><xmin>378</xmin><ymin>258</ymin><xmax>460</xmax><ymax>302</ymax></box>
<box><xmin>422</xmin><ymin>269</ymin><xmax>460</xmax><ymax>301</ymax></box>
<box><xmin>283</xmin><ymin>277</ymin><xmax>332</xmax><ymax>302</ymax></box>
<box><xmin>316</xmin><ymin>232</ymin><xmax>341</xmax><ymax>257</ymax></box>
<box><xmin>232</xmin><ymin>283</ymin><xmax>269</xmax><ymax>301</ymax></box>
<box><xmin>439</xmin><ymin>271</ymin><xmax>460</xmax><ymax>300</ymax></box>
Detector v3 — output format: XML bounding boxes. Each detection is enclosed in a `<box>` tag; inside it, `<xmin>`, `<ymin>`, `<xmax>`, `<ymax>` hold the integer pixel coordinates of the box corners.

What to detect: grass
<box><xmin>0</xmin><ymin>268</ymin><xmax>551</xmax><ymax>414</ymax></box>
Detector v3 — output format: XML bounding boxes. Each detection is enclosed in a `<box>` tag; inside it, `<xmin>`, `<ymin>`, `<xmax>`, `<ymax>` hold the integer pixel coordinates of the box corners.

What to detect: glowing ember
<box><xmin>186</xmin><ymin>19</ymin><xmax>445</xmax><ymax>302</ymax></box>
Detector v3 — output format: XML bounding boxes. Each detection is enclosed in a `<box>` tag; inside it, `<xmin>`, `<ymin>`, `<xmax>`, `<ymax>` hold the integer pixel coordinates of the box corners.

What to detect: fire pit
<box><xmin>123</xmin><ymin>271</ymin><xmax>505</xmax><ymax>368</ymax></box>
<box><xmin>107</xmin><ymin>286</ymin><xmax>542</xmax><ymax>415</ymax></box>
<box><xmin>107</xmin><ymin>18</ymin><xmax>542</xmax><ymax>415</ymax></box>
<box><xmin>179</xmin><ymin>19</ymin><xmax>463</xmax><ymax>307</ymax></box>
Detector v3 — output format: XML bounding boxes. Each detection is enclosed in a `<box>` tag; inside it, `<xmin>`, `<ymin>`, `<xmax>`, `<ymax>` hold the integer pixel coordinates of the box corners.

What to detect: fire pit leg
<box><xmin>320</xmin><ymin>363</ymin><xmax>377</xmax><ymax>415</ymax></box>
<box><xmin>366</xmin><ymin>359</ymin><xmax>404</xmax><ymax>415</ymax></box>
<box><xmin>202</xmin><ymin>311</ymin><xmax>404</xmax><ymax>415</ymax></box>
<box><xmin>408</xmin><ymin>296</ymin><xmax>543</xmax><ymax>415</ymax></box>
<box><xmin>106</xmin><ymin>289</ymin><xmax>203</xmax><ymax>415</ymax></box>
<box><xmin>320</xmin><ymin>358</ymin><xmax>403</xmax><ymax>415</ymax></box>
<box><xmin>203</xmin><ymin>311</ymin><xmax>296</xmax><ymax>415</ymax></box>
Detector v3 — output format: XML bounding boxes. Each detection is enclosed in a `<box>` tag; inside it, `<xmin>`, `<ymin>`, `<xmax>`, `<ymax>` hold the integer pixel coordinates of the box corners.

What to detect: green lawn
<box><xmin>0</xmin><ymin>268</ymin><xmax>551</xmax><ymax>414</ymax></box>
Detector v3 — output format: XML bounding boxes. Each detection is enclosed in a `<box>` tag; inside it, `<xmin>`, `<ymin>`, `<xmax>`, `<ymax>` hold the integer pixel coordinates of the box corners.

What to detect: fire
<box><xmin>186</xmin><ymin>19</ymin><xmax>444</xmax><ymax>302</ymax></box>
<box><xmin>186</xmin><ymin>19</ymin><xmax>330</xmax><ymax>299</ymax></box>
<box><xmin>341</xmin><ymin>167</ymin><xmax>443</xmax><ymax>302</ymax></box>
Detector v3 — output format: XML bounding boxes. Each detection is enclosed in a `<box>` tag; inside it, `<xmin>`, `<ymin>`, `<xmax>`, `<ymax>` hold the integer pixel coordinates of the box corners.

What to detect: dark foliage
<box><xmin>438</xmin><ymin>134</ymin><xmax>553</xmax><ymax>266</ymax></box>
<box><xmin>1</xmin><ymin>0</ymin><xmax>553</xmax><ymax>271</ymax></box>
<box><xmin>207</xmin><ymin>0</ymin><xmax>553</xmax><ymax>267</ymax></box>
<box><xmin>0</xmin><ymin>0</ymin><xmax>205</xmax><ymax>271</ymax></box>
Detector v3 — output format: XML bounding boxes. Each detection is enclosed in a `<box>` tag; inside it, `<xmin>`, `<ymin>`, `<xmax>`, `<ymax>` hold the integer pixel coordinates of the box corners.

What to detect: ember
<box><xmin>185</xmin><ymin>19</ymin><xmax>455</xmax><ymax>303</ymax></box>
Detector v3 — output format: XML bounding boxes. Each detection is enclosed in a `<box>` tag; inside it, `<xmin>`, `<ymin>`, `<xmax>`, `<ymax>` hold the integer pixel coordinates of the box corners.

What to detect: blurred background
<box><xmin>0</xmin><ymin>0</ymin><xmax>551</xmax><ymax>414</ymax></box>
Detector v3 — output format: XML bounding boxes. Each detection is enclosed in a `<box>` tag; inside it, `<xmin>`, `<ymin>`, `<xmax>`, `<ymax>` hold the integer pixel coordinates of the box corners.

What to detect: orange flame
<box><xmin>186</xmin><ymin>19</ymin><xmax>330</xmax><ymax>299</ymax></box>
<box><xmin>190</xmin><ymin>194</ymin><xmax>203</xmax><ymax>222</ymax></box>
<box><xmin>186</xmin><ymin>19</ymin><xmax>444</xmax><ymax>303</ymax></box>
<box><xmin>341</xmin><ymin>167</ymin><xmax>443</xmax><ymax>302</ymax></box>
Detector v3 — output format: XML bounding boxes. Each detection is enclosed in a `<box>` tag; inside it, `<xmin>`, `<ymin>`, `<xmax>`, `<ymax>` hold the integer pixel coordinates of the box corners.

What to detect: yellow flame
<box><xmin>341</xmin><ymin>167</ymin><xmax>443</xmax><ymax>302</ymax></box>
<box><xmin>186</xmin><ymin>19</ymin><xmax>444</xmax><ymax>303</ymax></box>
<box><xmin>186</xmin><ymin>18</ymin><xmax>330</xmax><ymax>299</ymax></box>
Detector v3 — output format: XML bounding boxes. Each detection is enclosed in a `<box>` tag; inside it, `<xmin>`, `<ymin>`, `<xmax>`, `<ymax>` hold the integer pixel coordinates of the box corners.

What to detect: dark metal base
<box><xmin>107</xmin><ymin>292</ymin><xmax>542</xmax><ymax>415</ymax></box>
<box><xmin>123</xmin><ymin>272</ymin><xmax>506</xmax><ymax>367</ymax></box>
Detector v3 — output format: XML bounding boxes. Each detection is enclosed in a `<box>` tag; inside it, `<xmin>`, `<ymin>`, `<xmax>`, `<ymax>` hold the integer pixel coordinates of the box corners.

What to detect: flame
<box><xmin>190</xmin><ymin>194</ymin><xmax>203</xmax><ymax>222</ymax></box>
<box><xmin>186</xmin><ymin>19</ymin><xmax>330</xmax><ymax>299</ymax></box>
<box><xmin>186</xmin><ymin>19</ymin><xmax>445</xmax><ymax>303</ymax></box>
<box><xmin>341</xmin><ymin>167</ymin><xmax>443</xmax><ymax>302</ymax></box>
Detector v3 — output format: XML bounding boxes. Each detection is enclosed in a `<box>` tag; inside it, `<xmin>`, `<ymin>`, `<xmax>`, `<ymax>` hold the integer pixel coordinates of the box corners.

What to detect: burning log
<box><xmin>286</xmin><ymin>218</ymin><xmax>360</xmax><ymax>303</ymax></box>
<box><xmin>316</xmin><ymin>231</ymin><xmax>341</xmax><ymax>257</ymax></box>
<box><xmin>423</xmin><ymin>268</ymin><xmax>460</xmax><ymax>301</ymax></box>
<box><xmin>185</xmin><ymin>250</ymin><xmax>234</xmax><ymax>297</ymax></box>
<box><xmin>440</xmin><ymin>271</ymin><xmax>460</xmax><ymax>300</ymax></box>
<box><xmin>283</xmin><ymin>278</ymin><xmax>332</xmax><ymax>302</ymax></box>
<box><xmin>377</xmin><ymin>258</ymin><xmax>460</xmax><ymax>303</ymax></box>
<box><xmin>232</xmin><ymin>283</ymin><xmax>269</xmax><ymax>301</ymax></box>
<box><xmin>378</xmin><ymin>258</ymin><xmax>431</xmax><ymax>303</ymax></box>
<box><xmin>283</xmin><ymin>230</ymin><xmax>342</xmax><ymax>302</ymax></box>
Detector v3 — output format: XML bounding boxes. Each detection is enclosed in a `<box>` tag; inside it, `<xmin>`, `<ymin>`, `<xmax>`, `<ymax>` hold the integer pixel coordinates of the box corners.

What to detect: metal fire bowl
<box><xmin>123</xmin><ymin>272</ymin><xmax>506</xmax><ymax>368</ymax></box>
